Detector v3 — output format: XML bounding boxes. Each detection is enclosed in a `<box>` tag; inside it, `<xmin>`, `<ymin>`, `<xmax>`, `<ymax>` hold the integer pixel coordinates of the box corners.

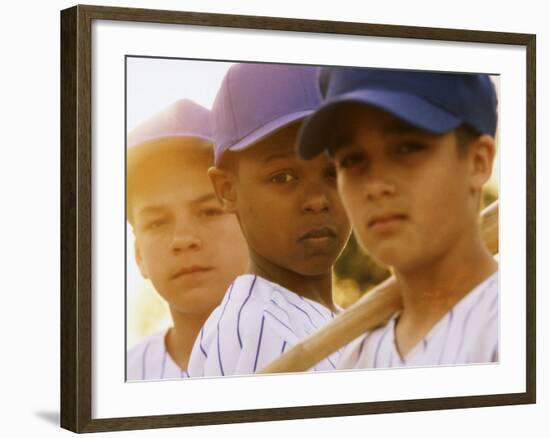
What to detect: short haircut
<box><xmin>215</xmin><ymin>149</ymin><xmax>240</xmax><ymax>174</ymax></box>
<box><xmin>455</xmin><ymin>124</ymin><xmax>483</xmax><ymax>156</ymax></box>
<box><xmin>127</xmin><ymin>138</ymin><xmax>213</xmax><ymax>226</ymax></box>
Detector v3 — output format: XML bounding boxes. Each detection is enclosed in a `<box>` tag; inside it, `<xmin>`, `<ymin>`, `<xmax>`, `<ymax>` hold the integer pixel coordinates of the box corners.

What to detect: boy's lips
<box><xmin>368</xmin><ymin>213</ymin><xmax>408</xmax><ymax>229</ymax></box>
<box><xmin>299</xmin><ymin>226</ymin><xmax>337</xmax><ymax>241</ymax></box>
<box><xmin>171</xmin><ymin>265</ymin><xmax>214</xmax><ymax>279</ymax></box>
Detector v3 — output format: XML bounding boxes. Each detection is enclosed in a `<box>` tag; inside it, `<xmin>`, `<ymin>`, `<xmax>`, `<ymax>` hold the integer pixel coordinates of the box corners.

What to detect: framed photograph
<box><xmin>60</xmin><ymin>4</ymin><xmax>536</xmax><ymax>433</ymax></box>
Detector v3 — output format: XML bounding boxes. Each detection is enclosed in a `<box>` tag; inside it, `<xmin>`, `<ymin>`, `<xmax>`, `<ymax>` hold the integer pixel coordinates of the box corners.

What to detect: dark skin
<box><xmin>209</xmin><ymin>123</ymin><xmax>351</xmax><ymax>312</ymax></box>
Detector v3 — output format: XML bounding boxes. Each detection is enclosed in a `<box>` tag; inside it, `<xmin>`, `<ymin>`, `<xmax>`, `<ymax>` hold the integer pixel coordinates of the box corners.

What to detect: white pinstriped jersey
<box><xmin>127</xmin><ymin>329</ymin><xmax>189</xmax><ymax>381</ymax></box>
<box><xmin>338</xmin><ymin>271</ymin><xmax>499</xmax><ymax>369</ymax></box>
<box><xmin>188</xmin><ymin>274</ymin><xmax>339</xmax><ymax>377</ymax></box>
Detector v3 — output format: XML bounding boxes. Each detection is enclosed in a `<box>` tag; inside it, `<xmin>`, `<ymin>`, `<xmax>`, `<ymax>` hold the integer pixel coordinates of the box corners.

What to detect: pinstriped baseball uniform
<box><xmin>188</xmin><ymin>274</ymin><xmax>339</xmax><ymax>377</ymax></box>
<box><xmin>338</xmin><ymin>271</ymin><xmax>499</xmax><ymax>369</ymax></box>
<box><xmin>127</xmin><ymin>329</ymin><xmax>189</xmax><ymax>381</ymax></box>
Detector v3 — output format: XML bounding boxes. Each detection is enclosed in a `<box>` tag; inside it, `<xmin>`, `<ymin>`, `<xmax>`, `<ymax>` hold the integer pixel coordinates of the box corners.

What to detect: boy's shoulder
<box><xmin>212</xmin><ymin>274</ymin><xmax>335</xmax><ymax>333</ymax></box>
<box><xmin>338</xmin><ymin>271</ymin><xmax>499</xmax><ymax>369</ymax></box>
<box><xmin>189</xmin><ymin>274</ymin><xmax>338</xmax><ymax>376</ymax></box>
<box><xmin>410</xmin><ymin>271</ymin><xmax>499</xmax><ymax>366</ymax></box>
<box><xmin>127</xmin><ymin>328</ymin><xmax>188</xmax><ymax>381</ymax></box>
<box><xmin>218</xmin><ymin>274</ymin><xmax>274</xmax><ymax>311</ymax></box>
<box><xmin>127</xmin><ymin>329</ymin><xmax>168</xmax><ymax>381</ymax></box>
<box><xmin>456</xmin><ymin>270</ymin><xmax>498</xmax><ymax>317</ymax></box>
<box><xmin>127</xmin><ymin>329</ymin><xmax>166</xmax><ymax>361</ymax></box>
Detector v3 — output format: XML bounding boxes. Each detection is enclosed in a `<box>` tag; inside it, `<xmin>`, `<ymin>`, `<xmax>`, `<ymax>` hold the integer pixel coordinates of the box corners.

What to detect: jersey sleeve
<box><xmin>126</xmin><ymin>339</ymin><xmax>147</xmax><ymax>381</ymax></box>
<box><xmin>470</xmin><ymin>300</ymin><xmax>499</xmax><ymax>363</ymax></box>
<box><xmin>463</xmin><ymin>276</ymin><xmax>499</xmax><ymax>364</ymax></box>
<box><xmin>126</xmin><ymin>331</ymin><xmax>166</xmax><ymax>381</ymax></box>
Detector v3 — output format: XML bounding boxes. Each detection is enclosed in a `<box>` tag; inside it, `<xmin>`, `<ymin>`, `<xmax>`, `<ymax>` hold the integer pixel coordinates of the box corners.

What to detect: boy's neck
<box><xmin>165</xmin><ymin>310</ymin><xmax>207</xmax><ymax>371</ymax></box>
<box><xmin>248</xmin><ymin>256</ymin><xmax>336</xmax><ymax>312</ymax></box>
<box><xmin>394</xmin><ymin>231</ymin><xmax>498</xmax><ymax>357</ymax></box>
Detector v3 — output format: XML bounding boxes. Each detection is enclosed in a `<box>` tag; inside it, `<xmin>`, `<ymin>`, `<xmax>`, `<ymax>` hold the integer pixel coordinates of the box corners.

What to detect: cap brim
<box><xmin>128</xmin><ymin>132</ymin><xmax>211</xmax><ymax>149</ymax></box>
<box><xmin>298</xmin><ymin>89</ymin><xmax>462</xmax><ymax>159</ymax></box>
<box><xmin>227</xmin><ymin>109</ymin><xmax>314</xmax><ymax>153</ymax></box>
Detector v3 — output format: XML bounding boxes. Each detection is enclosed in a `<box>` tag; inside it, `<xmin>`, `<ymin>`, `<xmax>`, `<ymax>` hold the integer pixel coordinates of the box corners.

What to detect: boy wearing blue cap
<box><xmin>187</xmin><ymin>63</ymin><xmax>352</xmax><ymax>377</ymax></box>
<box><xmin>126</xmin><ymin>99</ymin><xmax>248</xmax><ymax>380</ymax></box>
<box><xmin>298</xmin><ymin>68</ymin><xmax>499</xmax><ymax>368</ymax></box>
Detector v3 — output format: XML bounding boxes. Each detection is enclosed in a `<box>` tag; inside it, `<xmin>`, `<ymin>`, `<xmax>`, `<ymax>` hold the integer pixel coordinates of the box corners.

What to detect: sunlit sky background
<box><xmin>127</xmin><ymin>58</ymin><xmax>234</xmax><ymax>131</ymax></box>
<box><xmin>126</xmin><ymin>57</ymin><xmax>500</xmax><ymax>347</ymax></box>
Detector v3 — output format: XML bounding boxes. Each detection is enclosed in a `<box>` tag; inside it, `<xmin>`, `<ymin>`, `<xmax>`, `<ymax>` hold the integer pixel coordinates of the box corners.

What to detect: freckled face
<box><xmin>332</xmin><ymin>105</ymin><xmax>477</xmax><ymax>273</ymax></box>
<box><xmin>131</xmin><ymin>144</ymin><xmax>248</xmax><ymax>316</ymax></box>
<box><xmin>232</xmin><ymin>123</ymin><xmax>351</xmax><ymax>276</ymax></box>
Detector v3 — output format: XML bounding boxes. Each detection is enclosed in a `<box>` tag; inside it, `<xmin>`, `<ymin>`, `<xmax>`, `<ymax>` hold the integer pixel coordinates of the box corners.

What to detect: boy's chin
<box><xmin>169</xmin><ymin>299</ymin><xmax>222</xmax><ymax>317</ymax></box>
<box><xmin>291</xmin><ymin>258</ymin><xmax>336</xmax><ymax>277</ymax></box>
<box><xmin>166</xmin><ymin>288</ymin><xmax>226</xmax><ymax>315</ymax></box>
<box><xmin>369</xmin><ymin>252</ymin><xmax>419</xmax><ymax>275</ymax></box>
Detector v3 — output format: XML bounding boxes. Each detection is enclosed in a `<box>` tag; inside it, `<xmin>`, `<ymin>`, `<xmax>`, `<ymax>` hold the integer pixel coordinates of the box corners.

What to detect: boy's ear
<box><xmin>134</xmin><ymin>239</ymin><xmax>149</xmax><ymax>279</ymax></box>
<box><xmin>208</xmin><ymin>166</ymin><xmax>238</xmax><ymax>213</ymax></box>
<box><xmin>468</xmin><ymin>134</ymin><xmax>496</xmax><ymax>192</ymax></box>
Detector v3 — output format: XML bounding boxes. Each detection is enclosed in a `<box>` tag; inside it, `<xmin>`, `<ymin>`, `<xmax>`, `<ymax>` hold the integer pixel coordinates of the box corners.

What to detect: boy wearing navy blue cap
<box><xmin>187</xmin><ymin>63</ymin><xmax>352</xmax><ymax>377</ymax></box>
<box><xmin>298</xmin><ymin>68</ymin><xmax>499</xmax><ymax>368</ymax></box>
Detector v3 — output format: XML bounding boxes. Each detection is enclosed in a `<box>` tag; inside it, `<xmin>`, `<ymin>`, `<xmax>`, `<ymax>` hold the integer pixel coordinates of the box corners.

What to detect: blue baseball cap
<box><xmin>210</xmin><ymin>63</ymin><xmax>322</xmax><ymax>164</ymax></box>
<box><xmin>127</xmin><ymin>98</ymin><xmax>211</xmax><ymax>148</ymax></box>
<box><xmin>298</xmin><ymin>67</ymin><xmax>498</xmax><ymax>159</ymax></box>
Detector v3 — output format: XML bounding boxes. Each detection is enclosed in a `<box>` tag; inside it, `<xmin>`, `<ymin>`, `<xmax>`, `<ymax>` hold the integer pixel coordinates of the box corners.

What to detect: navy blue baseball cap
<box><xmin>298</xmin><ymin>67</ymin><xmax>498</xmax><ymax>159</ymax></box>
<box><xmin>210</xmin><ymin>63</ymin><xmax>322</xmax><ymax>164</ymax></box>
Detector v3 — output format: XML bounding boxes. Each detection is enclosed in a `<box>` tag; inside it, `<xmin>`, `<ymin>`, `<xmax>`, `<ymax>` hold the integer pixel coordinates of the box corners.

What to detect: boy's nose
<box><xmin>302</xmin><ymin>192</ymin><xmax>330</xmax><ymax>214</ymax></box>
<box><xmin>364</xmin><ymin>179</ymin><xmax>396</xmax><ymax>201</ymax></box>
<box><xmin>170</xmin><ymin>224</ymin><xmax>202</xmax><ymax>252</ymax></box>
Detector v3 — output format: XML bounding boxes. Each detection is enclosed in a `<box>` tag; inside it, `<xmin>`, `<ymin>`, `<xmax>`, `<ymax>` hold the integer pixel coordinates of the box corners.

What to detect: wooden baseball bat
<box><xmin>258</xmin><ymin>200</ymin><xmax>499</xmax><ymax>374</ymax></box>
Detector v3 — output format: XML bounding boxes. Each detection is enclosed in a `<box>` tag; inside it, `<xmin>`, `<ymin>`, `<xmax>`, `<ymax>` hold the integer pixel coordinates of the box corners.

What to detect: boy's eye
<box><xmin>270</xmin><ymin>172</ymin><xmax>296</xmax><ymax>184</ymax></box>
<box><xmin>199</xmin><ymin>207</ymin><xmax>224</xmax><ymax>218</ymax></box>
<box><xmin>145</xmin><ymin>218</ymin><xmax>169</xmax><ymax>230</ymax></box>
<box><xmin>395</xmin><ymin>141</ymin><xmax>427</xmax><ymax>154</ymax></box>
<box><xmin>337</xmin><ymin>151</ymin><xmax>365</xmax><ymax>169</ymax></box>
<box><xmin>324</xmin><ymin>165</ymin><xmax>337</xmax><ymax>180</ymax></box>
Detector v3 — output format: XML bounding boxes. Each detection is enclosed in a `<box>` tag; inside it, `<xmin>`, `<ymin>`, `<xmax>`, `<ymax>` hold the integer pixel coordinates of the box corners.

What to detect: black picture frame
<box><xmin>60</xmin><ymin>4</ymin><xmax>536</xmax><ymax>433</ymax></box>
